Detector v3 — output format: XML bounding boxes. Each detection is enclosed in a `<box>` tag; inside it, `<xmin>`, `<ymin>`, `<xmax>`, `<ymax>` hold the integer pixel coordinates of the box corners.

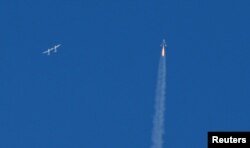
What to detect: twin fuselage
<box><xmin>43</xmin><ymin>44</ymin><xmax>61</xmax><ymax>56</ymax></box>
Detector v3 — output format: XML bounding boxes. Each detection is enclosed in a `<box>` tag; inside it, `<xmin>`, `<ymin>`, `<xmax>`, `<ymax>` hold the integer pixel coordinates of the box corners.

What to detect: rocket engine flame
<box><xmin>160</xmin><ymin>39</ymin><xmax>167</xmax><ymax>57</ymax></box>
<box><xmin>161</xmin><ymin>47</ymin><xmax>165</xmax><ymax>57</ymax></box>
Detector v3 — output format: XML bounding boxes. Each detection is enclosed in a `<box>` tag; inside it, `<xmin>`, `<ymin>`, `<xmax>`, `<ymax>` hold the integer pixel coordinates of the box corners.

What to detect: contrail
<box><xmin>151</xmin><ymin>43</ymin><xmax>167</xmax><ymax>148</ymax></box>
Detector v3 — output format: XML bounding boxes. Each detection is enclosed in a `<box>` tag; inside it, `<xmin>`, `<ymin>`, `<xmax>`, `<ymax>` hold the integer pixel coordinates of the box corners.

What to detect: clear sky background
<box><xmin>1</xmin><ymin>0</ymin><xmax>250</xmax><ymax>147</ymax></box>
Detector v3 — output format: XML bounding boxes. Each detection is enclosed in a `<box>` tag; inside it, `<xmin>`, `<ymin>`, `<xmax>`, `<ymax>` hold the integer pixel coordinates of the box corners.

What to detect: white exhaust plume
<box><xmin>151</xmin><ymin>56</ymin><xmax>166</xmax><ymax>148</ymax></box>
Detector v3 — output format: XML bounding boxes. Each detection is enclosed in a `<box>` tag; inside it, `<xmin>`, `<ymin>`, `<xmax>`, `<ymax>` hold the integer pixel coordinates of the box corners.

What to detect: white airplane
<box><xmin>161</xmin><ymin>39</ymin><xmax>167</xmax><ymax>48</ymax></box>
<box><xmin>42</xmin><ymin>44</ymin><xmax>61</xmax><ymax>56</ymax></box>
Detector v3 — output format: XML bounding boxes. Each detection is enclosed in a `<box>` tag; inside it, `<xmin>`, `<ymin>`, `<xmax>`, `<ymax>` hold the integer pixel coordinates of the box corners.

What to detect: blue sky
<box><xmin>1</xmin><ymin>0</ymin><xmax>250</xmax><ymax>147</ymax></box>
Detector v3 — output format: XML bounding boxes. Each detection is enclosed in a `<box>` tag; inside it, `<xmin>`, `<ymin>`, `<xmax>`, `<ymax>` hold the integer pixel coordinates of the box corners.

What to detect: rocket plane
<box><xmin>161</xmin><ymin>39</ymin><xmax>167</xmax><ymax>57</ymax></box>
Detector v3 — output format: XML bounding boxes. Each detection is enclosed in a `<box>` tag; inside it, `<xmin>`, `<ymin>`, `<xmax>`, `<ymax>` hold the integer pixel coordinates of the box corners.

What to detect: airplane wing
<box><xmin>42</xmin><ymin>50</ymin><xmax>50</xmax><ymax>55</ymax></box>
<box><xmin>55</xmin><ymin>44</ymin><xmax>61</xmax><ymax>49</ymax></box>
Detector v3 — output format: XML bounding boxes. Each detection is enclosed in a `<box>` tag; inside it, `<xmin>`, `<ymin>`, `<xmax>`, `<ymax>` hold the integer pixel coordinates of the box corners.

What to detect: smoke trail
<box><xmin>151</xmin><ymin>56</ymin><xmax>166</xmax><ymax>148</ymax></box>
